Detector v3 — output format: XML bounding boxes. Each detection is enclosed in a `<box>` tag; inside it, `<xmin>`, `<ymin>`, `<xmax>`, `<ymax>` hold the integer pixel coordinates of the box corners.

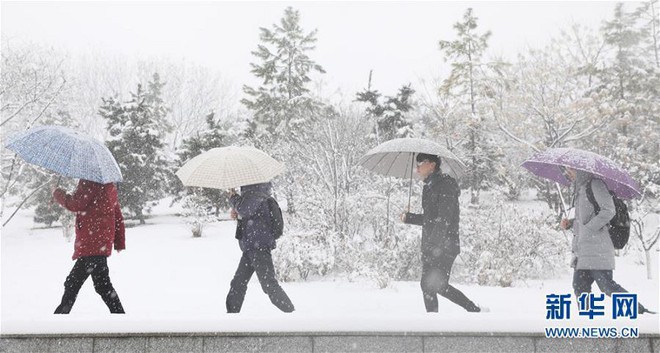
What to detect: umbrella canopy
<box><xmin>4</xmin><ymin>125</ymin><xmax>122</xmax><ymax>183</ymax></box>
<box><xmin>358</xmin><ymin>138</ymin><xmax>466</xmax><ymax>180</ymax></box>
<box><xmin>521</xmin><ymin>147</ymin><xmax>641</xmax><ymax>200</ymax></box>
<box><xmin>176</xmin><ymin>146</ymin><xmax>284</xmax><ymax>190</ymax></box>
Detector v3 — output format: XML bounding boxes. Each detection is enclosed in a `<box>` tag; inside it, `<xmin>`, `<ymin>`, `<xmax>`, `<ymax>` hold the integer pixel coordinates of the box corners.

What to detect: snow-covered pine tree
<box><xmin>588</xmin><ymin>4</ymin><xmax>660</xmax><ymax>279</ymax></box>
<box><xmin>173</xmin><ymin>111</ymin><xmax>234</xmax><ymax>217</ymax></box>
<box><xmin>242</xmin><ymin>6</ymin><xmax>328</xmax><ymax>216</ymax></box>
<box><xmin>438</xmin><ymin>8</ymin><xmax>503</xmax><ymax>205</ymax></box>
<box><xmin>635</xmin><ymin>0</ymin><xmax>659</xmax><ymax>69</ymax></box>
<box><xmin>24</xmin><ymin>110</ymin><xmax>77</xmax><ymax>228</ymax></box>
<box><xmin>100</xmin><ymin>73</ymin><xmax>171</xmax><ymax>224</ymax></box>
<box><xmin>355</xmin><ymin>80</ymin><xmax>416</xmax><ymax>142</ymax></box>
<box><xmin>592</xmin><ymin>3</ymin><xmax>660</xmax><ymax>198</ymax></box>
<box><xmin>241</xmin><ymin>6</ymin><xmax>327</xmax><ymax>146</ymax></box>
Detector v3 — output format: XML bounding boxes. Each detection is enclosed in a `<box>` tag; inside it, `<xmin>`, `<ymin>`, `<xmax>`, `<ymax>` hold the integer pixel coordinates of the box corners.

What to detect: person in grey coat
<box><xmin>401</xmin><ymin>153</ymin><xmax>482</xmax><ymax>313</ymax></box>
<box><xmin>225</xmin><ymin>182</ymin><xmax>294</xmax><ymax>313</ymax></box>
<box><xmin>559</xmin><ymin>167</ymin><xmax>653</xmax><ymax>314</ymax></box>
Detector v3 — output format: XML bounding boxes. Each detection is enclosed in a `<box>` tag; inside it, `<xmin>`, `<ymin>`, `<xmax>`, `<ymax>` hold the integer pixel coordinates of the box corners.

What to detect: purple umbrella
<box><xmin>521</xmin><ymin>147</ymin><xmax>641</xmax><ymax>200</ymax></box>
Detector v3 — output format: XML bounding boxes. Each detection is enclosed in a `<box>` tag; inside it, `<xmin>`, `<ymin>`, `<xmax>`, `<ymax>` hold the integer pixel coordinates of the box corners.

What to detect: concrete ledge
<box><xmin>1</xmin><ymin>332</ymin><xmax>658</xmax><ymax>353</ymax></box>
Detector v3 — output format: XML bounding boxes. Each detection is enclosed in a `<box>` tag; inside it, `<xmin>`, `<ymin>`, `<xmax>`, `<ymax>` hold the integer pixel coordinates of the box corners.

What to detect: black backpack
<box><xmin>585</xmin><ymin>179</ymin><xmax>630</xmax><ymax>250</ymax></box>
<box><xmin>263</xmin><ymin>196</ymin><xmax>284</xmax><ymax>239</ymax></box>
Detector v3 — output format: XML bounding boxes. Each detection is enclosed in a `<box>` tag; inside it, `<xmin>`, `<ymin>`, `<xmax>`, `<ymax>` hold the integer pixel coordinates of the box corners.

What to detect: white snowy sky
<box><xmin>1</xmin><ymin>1</ymin><xmax>620</xmax><ymax>94</ymax></box>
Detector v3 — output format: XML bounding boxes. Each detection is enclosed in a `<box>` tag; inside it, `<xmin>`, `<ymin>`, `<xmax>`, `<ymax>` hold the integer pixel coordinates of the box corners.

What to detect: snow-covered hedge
<box><xmin>455</xmin><ymin>197</ymin><xmax>569</xmax><ymax>287</ymax></box>
<box><xmin>274</xmin><ymin>188</ymin><xmax>568</xmax><ymax>288</ymax></box>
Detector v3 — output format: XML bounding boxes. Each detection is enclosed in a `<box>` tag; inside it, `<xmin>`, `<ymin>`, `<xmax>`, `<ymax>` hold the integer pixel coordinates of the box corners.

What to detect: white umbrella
<box><xmin>359</xmin><ymin>138</ymin><xmax>466</xmax><ymax>179</ymax></box>
<box><xmin>358</xmin><ymin>138</ymin><xmax>466</xmax><ymax>209</ymax></box>
<box><xmin>176</xmin><ymin>146</ymin><xmax>284</xmax><ymax>189</ymax></box>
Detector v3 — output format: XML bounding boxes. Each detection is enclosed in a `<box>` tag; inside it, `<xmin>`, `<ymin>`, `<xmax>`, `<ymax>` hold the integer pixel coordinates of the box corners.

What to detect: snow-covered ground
<box><xmin>1</xmin><ymin>202</ymin><xmax>658</xmax><ymax>335</ymax></box>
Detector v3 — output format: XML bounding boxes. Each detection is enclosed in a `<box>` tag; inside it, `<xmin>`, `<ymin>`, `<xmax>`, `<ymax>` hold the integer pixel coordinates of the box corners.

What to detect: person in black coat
<box><xmin>225</xmin><ymin>182</ymin><xmax>294</xmax><ymax>313</ymax></box>
<box><xmin>401</xmin><ymin>153</ymin><xmax>481</xmax><ymax>313</ymax></box>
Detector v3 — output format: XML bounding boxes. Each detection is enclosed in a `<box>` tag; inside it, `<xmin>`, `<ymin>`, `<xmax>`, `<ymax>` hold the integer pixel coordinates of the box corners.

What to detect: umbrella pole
<box><xmin>554</xmin><ymin>182</ymin><xmax>571</xmax><ymax>245</ymax></box>
<box><xmin>407</xmin><ymin>155</ymin><xmax>414</xmax><ymax>211</ymax></box>
<box><xmin>555</xmin><ymin>182</ymin><xmax>567</xmax><ymax>217</ymax></box>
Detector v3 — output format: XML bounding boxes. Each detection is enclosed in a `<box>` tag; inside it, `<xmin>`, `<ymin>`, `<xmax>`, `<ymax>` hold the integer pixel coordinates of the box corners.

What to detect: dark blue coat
<box><xmin>404</xmin><ymin>170</ymin><xmax>461</xmax><ymax>260</ymax></box>
<box><xmin>230</xmin><ymin>182</ymin><xmax>277</xmax><ymax>252</ymax></box>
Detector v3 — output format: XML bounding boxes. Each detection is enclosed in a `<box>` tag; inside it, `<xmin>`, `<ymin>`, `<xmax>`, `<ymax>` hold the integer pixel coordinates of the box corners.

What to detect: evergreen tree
<box><xmin>600</xmin><ymin>3</ymin><xmax>648</xmax><ymax>101</ymax></box>
<box><xmin>29</xmin><ymin>174</ymin><xmax>75</xmax><ymax>228</ymax></box>
<box><xmin>635</xmin><ymin>0</ymin><xmax>659</xmax><ymax>68</ymax></box>
<box><xmin>27</xmin><ymin>110</ymin><xmax>78</xmax><ymax>228</ymax></box>
<box><xmin>241</xmin><ymin>6</ymin><xmax>326</xmax><ymax>145</ymax></box>
<box><xmin>356</xmin><ymin>78</ymin><xmax>416</xmax><ymax>142</ymax></box>
<box><xmin>100</xmin><ymin>73</ymin><xmax>171</xmax><ymax>224</ymax></box>
<box><xmin>438</xmin><ymin>8</ymin><xmax>503</xmax><ymax>204</ymax></box>
<box><xmin>173</xmin><ymin>111</ymin><xmax>233</xmax><ymax>216</ymax></box>
<box><xmin>242</xmin><ymin>6</ymin><xmax>328</xmax><ymax>215</ymax></box>
<box><xmin>593</xmin><ymin>3</ymin><xmax>660</xmax><ymax>197</ymax></box>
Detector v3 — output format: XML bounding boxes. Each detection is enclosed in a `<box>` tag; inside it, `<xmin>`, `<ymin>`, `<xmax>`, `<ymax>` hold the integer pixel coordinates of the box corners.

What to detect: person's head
<box><xmin>415</xmin><ymin>153</ymin><xmax>440</xmax><ymax>179</ymax></box>
<box><xmin>559</xmin><ymin>166</ymin><xmax>577</xmax><ymax>183</ymax></box>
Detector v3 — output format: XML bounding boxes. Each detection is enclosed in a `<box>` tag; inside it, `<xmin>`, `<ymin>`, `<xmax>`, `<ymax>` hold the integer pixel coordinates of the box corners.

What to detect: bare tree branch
<box><xmin>2</xmin><ymin>179</ymin><xmax>51</xmax><ymax>227</ymax></box>
<box><xmin>496</xmin><ymin>119</ymin><xmax>540</xmax><ymax>153</ymax></box>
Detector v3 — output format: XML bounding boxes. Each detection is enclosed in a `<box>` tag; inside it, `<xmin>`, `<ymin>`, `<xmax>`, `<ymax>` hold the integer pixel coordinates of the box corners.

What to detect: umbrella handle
<box><xmin>407</xmin><ymin>155</ymin><xmax>414</xmax><ymax>212</ymax></box>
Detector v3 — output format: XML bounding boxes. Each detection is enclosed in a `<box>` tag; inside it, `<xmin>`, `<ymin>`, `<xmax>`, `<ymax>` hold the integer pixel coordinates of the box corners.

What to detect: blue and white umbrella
<box><xmin>4</xmin><ymin>125</ymin><xmax>122</xmax><ymax>183</ymax></box>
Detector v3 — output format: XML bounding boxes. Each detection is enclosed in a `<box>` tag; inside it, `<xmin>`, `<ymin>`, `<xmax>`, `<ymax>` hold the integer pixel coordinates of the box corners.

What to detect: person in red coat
<box><xmin>52</xmin><ymin>179</ymin><xmax>125</xmax><ymax>314</ymax></box>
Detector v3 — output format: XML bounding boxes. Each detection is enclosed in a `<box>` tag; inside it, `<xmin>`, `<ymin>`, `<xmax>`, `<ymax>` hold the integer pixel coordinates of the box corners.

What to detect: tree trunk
<box><xmin>191</xmin><ymin>222</ymin><xmax>203</xmax><ymax>238</ymax></box>
<box><xmin>138</xmin><ymin>210</ymin><xmax>146</xmax><ymax>225</ymax></box>
<box><xmin>652</xmin><ymin>1</ymin><xmax>659</xmax><ymax>68</ymax></box>
<box><xmin>285</xmin><ymin>187</ymin><xmax>295</xmax><ymax>215</ymax></box>
<box><xmin>470</xmin><ymin>188</ymin><xmax>480</xmax><ymax>205</ymax></box>
<box><xmin>645</xmin><ymin>249</ymin><xmax>653</xmax><ymax>280</ymax></box>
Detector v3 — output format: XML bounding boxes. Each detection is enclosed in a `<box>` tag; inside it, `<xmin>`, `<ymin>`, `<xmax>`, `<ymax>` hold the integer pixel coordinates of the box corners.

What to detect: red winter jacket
<box><xmin>53</xmin><ymin>180</ymin><xmax>125</xmax><ymax>260</ymax></box>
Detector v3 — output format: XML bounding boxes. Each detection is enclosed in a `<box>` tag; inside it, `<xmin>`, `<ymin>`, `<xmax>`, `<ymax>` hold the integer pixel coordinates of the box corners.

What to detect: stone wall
<box><xmin>1</xmin><ymin>332</ymin><xmax>658</xmax><ymax>353</ymax></box>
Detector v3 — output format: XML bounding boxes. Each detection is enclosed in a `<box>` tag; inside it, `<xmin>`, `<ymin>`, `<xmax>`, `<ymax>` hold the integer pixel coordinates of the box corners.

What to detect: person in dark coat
<box><xmin>559</xmin><ymin>167</ymin><xmax>654</xmax><ymax>314</ymax></box>
<box><xmin>225</xmin><ymin>182</ymin><xmax>294</xmax><ymax>313</ymax></box>
<box><xmin>401</xmin><ymin>153</ymin><xmax>481</xmax><ymax>313</ymax></box>
<box><xmin>52</xmin><ymin>179</ymin><xmax>125</xmax><ymax>314</ymax></box>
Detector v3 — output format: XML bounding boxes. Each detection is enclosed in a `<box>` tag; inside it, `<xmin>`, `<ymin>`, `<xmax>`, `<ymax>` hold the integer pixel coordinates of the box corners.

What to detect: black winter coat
<box><xmin>404</xmin><ymin>171</ymin><xmax>461</xmax><ymax>260</ymax></box>
<box><xmin>231</xmin><ymin>182</ymin><xmax>277</xmax><ymax>252</ymax></box>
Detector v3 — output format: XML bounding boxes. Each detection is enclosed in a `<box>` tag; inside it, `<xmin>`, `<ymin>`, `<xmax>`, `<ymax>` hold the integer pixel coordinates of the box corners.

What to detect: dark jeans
<box><xmin>54</xmin><ymin>256</ymin><xmax>124</xmax><ymax>314</ymax></box>
<box><xmin>421</xmin><ymin>252</ymin><xmax>480</xmax><ymax>313</ymax></box>
<box><xmin>226</xmin><ymin>249</ymin><xmax>294</xmax><ymax>313</ymax></box>
<box><xmin>573</xmin><ymin>269</ymin><xmax>648</xmax><ymax>312</ymax></box>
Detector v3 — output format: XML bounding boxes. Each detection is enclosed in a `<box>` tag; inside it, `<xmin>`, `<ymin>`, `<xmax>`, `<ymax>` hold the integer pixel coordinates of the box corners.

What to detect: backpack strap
<box><xmin>585</xmin><ymin>179</ymin><xmax>600</xmax><ymax>215</ymax></box>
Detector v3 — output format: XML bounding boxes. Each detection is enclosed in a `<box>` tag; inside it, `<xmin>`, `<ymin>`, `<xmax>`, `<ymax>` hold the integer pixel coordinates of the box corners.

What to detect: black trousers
<box><xmin>54</xmin><ymin>256</ymin><xmax>124</xmax><ymax>314</ymax></box>
<box><xmin>421</xmin><ymin>252</ymin><xmax>480</xmax><ymax>313</ymax></box>
<box><xmin>573</xmin><ymin>269</ymin><xmax>647</xmax><ymax>312</ymax></box>
<box><xmin>226</xmin><ymin>249</ymin><xmax>294</xmax><ymax>313</ymax></box>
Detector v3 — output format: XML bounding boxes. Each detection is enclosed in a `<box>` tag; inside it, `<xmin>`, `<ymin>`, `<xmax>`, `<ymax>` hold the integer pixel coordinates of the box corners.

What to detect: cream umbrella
<box><xmin>176</xmin><ymin>146</ymin><xmax>284</xmax><ymax>189</ymax></box>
